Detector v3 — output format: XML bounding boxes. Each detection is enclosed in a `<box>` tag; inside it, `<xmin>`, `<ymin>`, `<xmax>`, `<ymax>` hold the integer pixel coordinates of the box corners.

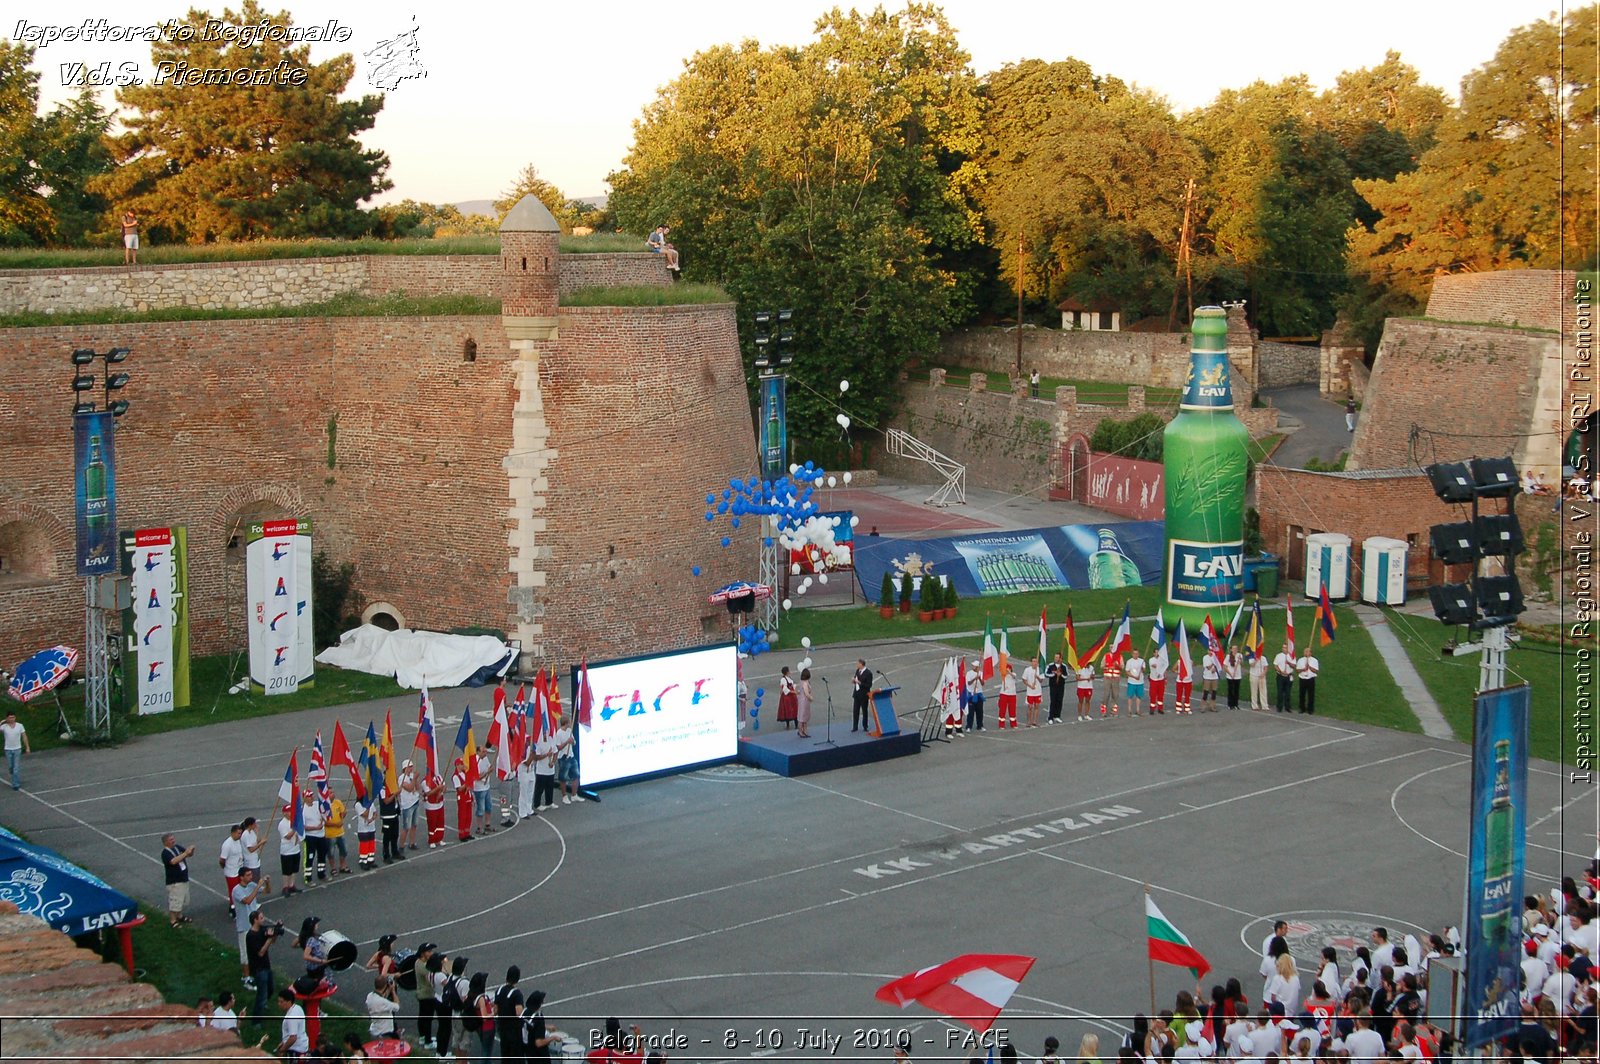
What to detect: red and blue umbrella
<box><xmin>7</xmin><ymin>646</ymin><xmax>80</xmax><ymax>703</ymax></box>
<box><xmin>707</xmin><ymin>581</ymin><xmax>773</xmax><ymax>604</ymax></box>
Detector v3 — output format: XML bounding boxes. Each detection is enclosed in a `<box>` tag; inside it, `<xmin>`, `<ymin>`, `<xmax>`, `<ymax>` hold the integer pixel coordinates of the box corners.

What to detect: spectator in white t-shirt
<box><xmin>2</xmin><ymin>710</ymin><xmax>29</xmax><ymax>790</ymax></box>
<box><xmin>367</xmin><ymin>973</ymin><xmax>402</xmax><ymax>1038</ymax></box>
<box><xmin>276</xmin><ymin>988</ymin><xmax>308</xmax><ymax>1057</ymax></box>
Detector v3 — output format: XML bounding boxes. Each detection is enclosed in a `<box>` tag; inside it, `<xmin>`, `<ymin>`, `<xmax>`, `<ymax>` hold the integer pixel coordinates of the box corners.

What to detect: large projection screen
<box><xmin>575</xmin><ymin>643</ymin><xmax>739</xmax><ymax>787</ymax></box>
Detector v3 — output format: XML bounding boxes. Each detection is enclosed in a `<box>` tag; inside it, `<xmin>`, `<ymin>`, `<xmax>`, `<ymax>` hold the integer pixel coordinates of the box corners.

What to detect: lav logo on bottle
<box><xmin>1168</xmin><ymin>540</ymin><xmax>1244</xmax><ymax>606</ymax></box>
<box><xmin>1182</xmin><ymin>355</ymin><xmax>1234</xmax><ymax>409</ymax></box>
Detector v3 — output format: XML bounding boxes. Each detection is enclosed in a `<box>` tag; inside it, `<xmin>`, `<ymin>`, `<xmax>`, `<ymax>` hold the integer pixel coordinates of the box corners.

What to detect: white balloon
<box><xmin>830</xmin><ymin>516</ymin><xmax>841</xmax><ymax>526</ymax></box>
<box><xmin>782</xmin><ymin>598</ymin><xmax>793</xmax><ymax>610</ymax></box>
<box><xmin>839</xmin><ymin>380</ymin><xmax>850</xmax><ymax>392</ymax></box>
<box><xmin>801</xmin><ymin>637</ymin><xmax>812</xmax><ymax>648</ymax></box>
<box><xmin>835</xmin><ymin>413</ymin><xmax>850</xmax><ymax>428</ymax></box>
<box><xmin>799</xmin><ymin>657</ymin><xmax>812</xmax><ymax>669</ymax></box>
<box><xmin>796</xmin><ymin>584</ymin><xmax>808</xmax><ymax>595</ymax></box>
<box><xmin>827</xmin><ymin>476</ymin><xmax>837</xmax><ymax>487</ymax></box>
<box><xmin>818</xmin><ymin>573</ymin><xmax>829</xmax><ymax>584</ymax></box>
<box><xmin>791</xmin><ymin>563</ymin><xmax>801</xmax><ymax>575</ymax></box>
<box><xmin>814</xmin><ymin>477</ymin><xmax>825</xmax><ymax>487</ymax></box>
<box><xmin>843</xmin><ymin>471</ymin><xmax>853</xmax><ymax>484</ymax></box>
<box><xmin>850</xmin><ymin>515</ymin><xmax>860</xmax><ymax>526</ymax></box>
<box><xmin>789</xmin><ymin>463</ymin><xmax>800</xmax><ymax>475</ymax></box>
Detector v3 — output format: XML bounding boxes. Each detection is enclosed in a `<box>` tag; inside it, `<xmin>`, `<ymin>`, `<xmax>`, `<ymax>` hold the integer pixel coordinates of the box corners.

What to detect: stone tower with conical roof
<box><xmin>500</xmin><ymin>195</ymin><xmax>562</xmax><ymax>662</ymax></box>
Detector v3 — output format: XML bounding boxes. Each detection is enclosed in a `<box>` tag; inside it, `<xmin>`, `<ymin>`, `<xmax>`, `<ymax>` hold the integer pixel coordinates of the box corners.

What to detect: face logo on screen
<box><xmin>580</xmin><ymin>647</ymin><xmax>737</xmax><ymax>787</ymax></box>
<box><xmin>691</xmin><ymin>678</ymin><xmax>712</xmax><ymax>704</ymax></box>
<box><xmin>599</xmin><ymin>682</ymin><xmax>712</xmax><ymax>721</ymax></box>
<box><xmin>653</xmin><ymin>684</ymin><xmax>679</xmax><ymax>712</ymax></box>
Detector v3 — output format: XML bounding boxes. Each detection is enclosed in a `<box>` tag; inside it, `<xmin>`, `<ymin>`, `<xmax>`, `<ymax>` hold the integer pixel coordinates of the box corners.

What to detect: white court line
<box><xmin>1528</xmin><ymin>786</ymin><xmax>1598</xmax><ymax>830</ymax></box>
<box><xmin>123</xmin><ymin>821</ymin><xmax>242</xmax><ymax>840</ymax></box>
<box><xmin>390</xmin><ymin>815</ymin><xmax>568</xmax><ymax>944</ymax></box>
<box><xmin>1031</xmin><ymin>849</ymin><xmax>1259</xmax><ymax>920</ymax></box>
<box><xmin>462</xmin><ymin>747</ymin><xmax>1437</xmax><ymax>971</ymax></box>
<box><xmin>20</xmin><ymin>788</ymin><xmax>230</xmax><ymax>901</ymax></box>
<box><xmin>54</xmin><ymin>778</ymin><xmax>279</xmax><ymax>807</ymax></box>
<box><xmin>789</xmin><ymin>776</ymin><xmax>964</xmax><ymax>832</ymax></box>
<box><xmin>30</xmin><ymin>749</ymin><xmax>284</xmax><ymax>796</ymax></box>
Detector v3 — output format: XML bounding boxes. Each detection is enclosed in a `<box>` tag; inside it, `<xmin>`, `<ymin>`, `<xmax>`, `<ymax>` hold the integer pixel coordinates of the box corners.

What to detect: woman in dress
<box><xmin>796</xmin><ymin>668</ymin><xmax>813</xmax><ymax>738</ymax></box>
<box><xmin>777</xmin><ymin>666</ymin><xmax>798</xmax><ymax>729</ymax></box>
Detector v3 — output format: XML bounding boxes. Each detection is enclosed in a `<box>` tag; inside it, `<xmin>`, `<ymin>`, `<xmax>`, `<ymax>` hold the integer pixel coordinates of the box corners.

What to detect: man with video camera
<box><xmin>244</xmin><ymin>908</ymin><xmax>282</xmax><ymax>1019</ymax></box>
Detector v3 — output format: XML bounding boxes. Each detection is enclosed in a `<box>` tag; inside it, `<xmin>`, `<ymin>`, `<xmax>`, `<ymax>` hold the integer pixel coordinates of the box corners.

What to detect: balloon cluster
<box><xmin>700</xmin><ymin>462</ymin><xmax>861</xmax><ymax>599</ymax></box>
<box><xmin>737</xmin><ymin>624</ymin><xmax>773</xmax><ymax>657</ymax></box>
<box><xmin>795</xmin><ymin>635</ymin><xmax>814</xmax><ymax>672</ymax></box>
<box><xmin>750</xmin><ymin>685</ymin><xmax>765</xmax><ymax>730</ymax></box>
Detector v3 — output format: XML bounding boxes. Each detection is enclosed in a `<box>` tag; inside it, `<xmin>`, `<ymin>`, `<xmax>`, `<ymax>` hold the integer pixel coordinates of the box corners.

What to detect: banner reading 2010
<box><xmin>245</xmin><ymin>518</ymin><xmax>315</xmax><ymax>696</ymax></box>
<box><xmin>120</xmin><ymin>526</ymin><xmax>191</xmax><ymax>714</ymax></box>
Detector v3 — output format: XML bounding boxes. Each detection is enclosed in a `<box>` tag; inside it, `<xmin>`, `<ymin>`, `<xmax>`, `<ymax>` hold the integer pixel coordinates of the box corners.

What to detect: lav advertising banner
<box><xmin>852</xmin><ymin>520</ymin><xmax>1164</xmax><ymax>600</ymax></box>
<box><xmin>120</xmin><ymin>527</ymin><xmax>191</xmax><ymax>714</ymax></box>
<box><xmin>1463</xmin><ymin>684</ymin><xmax>1530</xmax><ymax>1048</ymax></box>
<box><xmin>759</xmin><ymin>375</ymin><xmax>788</xmax><ymax>481</ymax></box>
<box><xmin>73</xmin><ymin>412</ymin><xmax>117</xmax><ymax>575</ymax></box>
<box><xmin>245</xmin><ymin>518</ymin><xmax>315</xmax><ymax>695</ymax></box>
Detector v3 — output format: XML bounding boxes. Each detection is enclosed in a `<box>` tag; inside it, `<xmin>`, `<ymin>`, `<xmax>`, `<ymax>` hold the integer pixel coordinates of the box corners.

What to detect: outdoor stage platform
<box><xmin>736</xmin><ymin>725</ymin><xmax>920</xmax><ymax>777</ymax></box>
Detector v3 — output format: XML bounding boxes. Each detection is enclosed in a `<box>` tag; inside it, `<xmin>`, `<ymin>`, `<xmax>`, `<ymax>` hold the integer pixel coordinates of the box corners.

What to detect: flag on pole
<box><xmin>1224</xmin><ymin>599</ymin><xmax>1246</xmax><ymax>644</ymax></box>
<box><xmin>330</xmin><ymin>722</ymin><xmax>366</xmax><ymax>803</ymax></box>
<box><xmin>545</xmin><ymin>669</ymin><xmax>563</xmax><ymax>731</ymax></box>
<box><xmin>1285</xmin><ymin>595</ymin><xmax>1297</xmax><ymax>656</ymax></box>
<box><xmin>1063</xmin><ymin>608</ymin><xmax>1081</xmax><ymax>670</ymax></box>
<box><xmin>577</xmin><ymin>657</ymin><xmax>594</xmax><ymax>729</ymax></box>
<box><xmin>936</xmin><ymin>657</ymin><xmax>961</xmax><ymax>726</ymax></box>
<box><xmin>1036</xmin><ymin>608</ymin><xmax>1049</xmax><ymax>663</ymax></box>
<box><xmin>1080</xmin><ymin>620</ymin><xmax>1115</xmax><ymax>665</ymax></box>
<box><xmin>997</xmin><ymin>626</ymin><xmax>1011</xmax><ymax>677</ymax></box>
<box><xmin>277</xmin><ymin>750</ymin><xmax>298</xmax><ymax>810</ymax></box>
<box><xmin>875</xmin><ymin>953</ymin><xmax>1037</xmax><ymax>1033</ymax></box>
<box><xmin>1174</xmin><ymin>617</ymin><xmax>1193</xmax><ymax>682</ymax></box>
<box><xmin>1316</xmin><ymin>583</ymin><xmax>1338</xmax><ymax>646</ymax></box>
<box><xmin>1113</xmin><ymin>601</ymin><xmax>1134</xmax><ymax>656</ymax></box>
<box><xmin>1244</xmin><ymin>600</ymin><xmax>1265</xmax><ymax>661</ymax></box>
<box><xmin>1146</xmin><ymin>894</ymin><xmax>1212</xmax><ymax>978</ymax></box>
<box><xmin>361</xmin><ymin>721</ymin><xmax>382</xmax><ymax>802</ymax></box>
<box><xmin>380</xmin><ymin>712</ymin><xmax>398</xmax><ymax>794</ymax></box>
<box><xmin>1201</xmin><ymin>614</ymin><xmax>1224</xmax><ymax>670</ymax></box>
<box><xmin>488</xmin><ymin>696</ymin><xmax>512</xmax><ymax>780</ymax></box>
<box><xmin>508</xmin><ymin>682</ymin><xmax>529</xmax><ymax>766</ymax></box>
<box><xmin>1151</xmin><ymin>607</ymin><xmax>1167</xmax><ymax>647</ymax></box>
<box><xmin>309</xmin><ymin>730</ymin><xmax>331</xmax><ymax>813</ymax></box>
<box><xmin>454</xmin><ymin>708</ymin><xmax>479</xmax><ymax>788</ymax></box>
<box><xmin>416</xmin><ymin>687</ymin><xmax>439</xmax><ymax>778</ymax></box>
<box><xmin>981</xmin><ymin>618</ymin><xmax>998</xmax><ymax>681</ymax></box>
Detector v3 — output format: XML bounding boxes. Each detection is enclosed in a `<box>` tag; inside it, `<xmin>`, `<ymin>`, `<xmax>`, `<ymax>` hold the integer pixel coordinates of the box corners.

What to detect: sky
<box><xmin>14</xmin><ymin>0</ymin><xmax>1569</xmax><ymax>206</ymax></box>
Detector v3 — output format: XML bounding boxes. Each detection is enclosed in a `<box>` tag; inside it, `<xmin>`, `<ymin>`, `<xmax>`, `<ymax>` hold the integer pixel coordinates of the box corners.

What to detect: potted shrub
<box><xmin>918</xmin><ymin>578</ymin><xmax>938</xmax><ymax>623</ymax></box>
<box><xmin>942</xmin><ymin>581</ymin><xmax>958</xmax><ymax>620</ymax></box>
<box><xmin>878</xmin><ymin>572</ymin><xmax>896</xmax><ymax>620</ymax></box>
<box><xmin>899</xmin><ymin>572</ymin><xmax>913</xmax><ymax>614</ymax></box>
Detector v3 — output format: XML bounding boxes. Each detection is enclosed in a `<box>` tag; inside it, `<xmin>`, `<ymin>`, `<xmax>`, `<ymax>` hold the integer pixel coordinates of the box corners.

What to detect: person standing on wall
<box><xmin>1346</xmin><ymin>397</ymin><xmax>1357</xmax><ymax>432</ymax></box>
<box><xmin>852</xmin><ymin>659</ymin><xmax>873</xmax><ymax>732</ymax></box>
<box><xmin>121</xmin><ymin>210</ymin><xmax>139</xmax><ymax>265</ymax></box>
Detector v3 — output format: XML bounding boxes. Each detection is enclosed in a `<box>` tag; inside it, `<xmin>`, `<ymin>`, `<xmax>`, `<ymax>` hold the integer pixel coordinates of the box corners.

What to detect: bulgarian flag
<box><xmin>1146</xmin><ymin>894</ymin><xmax>1211</xmax><ymax>978</ymax></box>
<box><xmin>981</xmin><ymin>617</ymin><xmax>999</xmax><ymax>681</ymax></box>
<box><xmin>1062</xmin><ymin>608</ymin><xmax>1081</xmax><ymax>670</ymax></box>
<box><xmin>1036</xmin><ymin>607</ymin><xmax>1049</xmax><ymax>663</ymax></box>
<box><xmin>875</xmin><ymin>953</ymin><xmax>1036</xmax><ymax>1033</ymax></box>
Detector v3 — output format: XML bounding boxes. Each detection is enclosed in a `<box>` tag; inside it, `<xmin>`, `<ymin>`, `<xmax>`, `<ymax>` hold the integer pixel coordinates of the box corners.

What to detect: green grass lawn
<box><xmin>924</xmin><ymin>362</ymin><xmax>1182</xmax><ymax>409</ymax></box>
<box><xmin>0</xmin><ymin>291</ymin><xmax>499</xmax><ymax>329</ymax></box>
<box><xmin>0</xmin><ymin>231</ymin><xmax>650</xmax><ymax>270</ymax></box>
<box><xmin>932</xmin><ymin>604</ymin><xmax>1412</xmax><ymax>733</ymax></box>
<box><xmin>1249</xmin><ymin>434</ymin><xmax>1285</xmax><ymax>463</ymax></box>
<box><xmin>1380</xmin><ymin>608</ymin><xmax>1578</xmax><ymax>764</ymax></box>
<box><xmin>22</xmin><ymin>655</ymin><xmax>411</xmax><ymax>754</ymax></box>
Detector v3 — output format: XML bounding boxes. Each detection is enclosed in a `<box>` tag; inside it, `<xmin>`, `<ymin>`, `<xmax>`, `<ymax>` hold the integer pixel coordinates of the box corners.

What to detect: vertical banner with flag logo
<box><xmin>758</xmin><ymin>375</ymin><xmax>788</xmax><ymax>481</ymax></box>
<box><xmin>120</xmin><ymin>526</ymin><xmax>191</xmax><ymax>714</ymax></box>
<box><xmin>74</xmin><ymin>412</ymin><xmax>118</xmax><ymax>575</ymax></box>
<box><xmin>1464</xmin><ymin>684</ymin><xmax>1529</xmax><ymax>1048</ymax></box>
<box><xmin>246</xmin><ymin>518</ymin><xmax>315</xmax><ymax>695</ymax></box>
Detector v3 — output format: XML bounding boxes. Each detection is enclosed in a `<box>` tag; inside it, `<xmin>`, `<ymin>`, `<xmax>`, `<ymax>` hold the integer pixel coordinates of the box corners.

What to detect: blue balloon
<box><xmin>755</xmin><ymin>688</ymin><xmax>765</xmax><ymax>697</ymax></box>
<box><xmin>720</xmin><ymin>536</ymin><xmax>731</xmax><ymax>547</ymax></box>
<box><xmin>705</xmin><ymin>512</ymin><xmax>714</xmax><ymax>522</ymax></box>
<box><xmin>706</xmin><ymin>493</ymin><xmax>715</xmax><ymax>505</ymax></box>
<box><xmin>764</xmin><ymin>537</ymin><xmax>773</xmax><ymax>547</ymax></box>
<box><xmin>729</xmin><ymin>478</ymin><xmax>740</xmax><ymax>490</ymax></box>
<box><xmin>730</xmin><ymin>517</ymin><xmax>741</xmax><ymax>528</ymax></box>
<box><xmin>692</xmin><ymin>566</ymin><xmax>701</xmax><ymax>576</ymax></box>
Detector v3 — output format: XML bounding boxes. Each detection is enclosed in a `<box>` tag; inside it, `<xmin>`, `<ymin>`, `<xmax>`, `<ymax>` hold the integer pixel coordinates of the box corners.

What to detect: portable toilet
<box><xmin>1305</xmin><ymin>532</ymin><xmax>1352</xmax><ymax>599</ymax></box>
<box><xmin>1361</xmin><ymin>537</ymin><xmax>1408</xmax><ymax>606</ymax></box>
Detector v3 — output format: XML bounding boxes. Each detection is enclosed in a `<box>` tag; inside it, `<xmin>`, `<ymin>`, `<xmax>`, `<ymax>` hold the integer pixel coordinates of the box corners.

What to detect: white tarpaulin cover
<box><xmin>315</xmin><ymin>625</ymin><xmax>511</xmax><ymax>689</ymax></box>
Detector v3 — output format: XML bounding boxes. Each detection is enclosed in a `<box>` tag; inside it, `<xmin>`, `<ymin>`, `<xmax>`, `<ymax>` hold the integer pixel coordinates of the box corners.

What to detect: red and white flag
<box><xmin>1285</xmin><ymin>595</ymin><xmax>1297</xmax><ymax>656</ymax></box>
<box><xmin>1201</xmin><ymin>614</ymin><xmax>1224</xmax><ymax>670</ymax></box>
<box><xmin>576</xmin><ymin>657</ymin><xmax>594</xmax><ymax>729</ymax></box>
<box><xmin>487</xmin><ymin>697</ymin><xmax>512</xmax><ymax>780</ymax></box>
<box><xmin>875</xmin><ymin>953</ymin><xmax>1036</xmax><ymax>1033</ymax></box>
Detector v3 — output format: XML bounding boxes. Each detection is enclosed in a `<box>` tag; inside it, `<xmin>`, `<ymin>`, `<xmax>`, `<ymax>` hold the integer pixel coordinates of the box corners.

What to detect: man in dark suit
<box><xmin>852</xmin><ymin>660</ymin><xmax>873</xmax><ymax>732</ymax></box>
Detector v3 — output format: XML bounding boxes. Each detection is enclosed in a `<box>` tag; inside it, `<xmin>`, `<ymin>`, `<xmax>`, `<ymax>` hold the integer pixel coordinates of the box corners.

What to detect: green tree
<box><xmin>1315</xmin><ymin>52</ymin><xmax>1449</xmax><ymax>228</ymax></box>
<box><xmin>0</xmin><ymin>41</ymin><xmax>53</xmax><ymax>246</ymax></box>
<box><xmin>1187</xmin><ymin>79</ymin><xmax>1354</xmax><ymax>336</ymax></box>
<box><xmin>607</xmin><ymin>4</ymin><xmax>985</xmax><ymax>444</ymax></box>
<box><xmin>494</xmin><ymin>164</ymin><xmax>577</xmax><ymax>232</ymax></box>
<box><xmin>37</xmin><ymin>87</ymin><xmax>116</xmax><ymax>246</ymax></box>
<box><xmin>93</xmin><ymin>0</ymin><xmax>390</xmax><ymax>242</ymax></box>
<box><xmin>1348</xmin><ymin>6</ymin><xmax>1599</xmax><ymax>304</ymax></box>
<box><xmin>372</xmin><ymin>199</ymin><xmax>496</xmax><ymax>239</ymax></box>
<box><xmin>978</xmin><ymin>59</ymin><xmax>1197</xmax><ymax>320</ymax></box>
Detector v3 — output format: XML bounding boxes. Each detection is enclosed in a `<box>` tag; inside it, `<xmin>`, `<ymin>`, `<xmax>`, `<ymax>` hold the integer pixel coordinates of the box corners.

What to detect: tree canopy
<box><xmin>607</xmin><ymin>4</ymin><xmax>985</xmax><ymax>443</ymax></box>
<box><xmin>92</xmin><ymin>0</ymin><xmax>390</xmax><ymax>243</ymax></box>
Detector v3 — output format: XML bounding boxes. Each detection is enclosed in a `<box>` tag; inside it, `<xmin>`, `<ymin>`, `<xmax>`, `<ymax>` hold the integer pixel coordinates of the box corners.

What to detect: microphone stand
<box><xmin>814</xmin><ymin>676</ymin><xmax>837</xmax><ymax>748</ymax></box>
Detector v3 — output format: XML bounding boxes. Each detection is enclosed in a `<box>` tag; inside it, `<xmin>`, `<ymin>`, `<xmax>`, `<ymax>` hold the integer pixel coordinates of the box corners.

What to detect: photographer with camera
<box><xmin>230</xmin><ymin>866</ymin><xmax>267</xmax><ymax>989</ymax></box>
<box><xmin>244</xmin><ymin>908</ymin><xmax>280</xmax><ymax>1019</ymax></box>
<box><xmin>367</xmin><ymin>972</ymin><xmax>402</xmax><ymax>1041</ymax></box>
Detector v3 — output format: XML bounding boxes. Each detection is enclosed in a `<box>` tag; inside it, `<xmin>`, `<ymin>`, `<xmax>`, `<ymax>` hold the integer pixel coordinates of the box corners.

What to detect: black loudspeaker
<box><xmin>1476</xmin><ymin>575</ymin><xmax>1524</xmax><ymax>621</ymax></box>
<box><xmin>1429</xmin><ymin>522</ymin><xmax>1478</xmax><ymax>566</ymax></box>
<box><xmin>1428</xmin><ymin>583</ymin><xmax>1476</xmax><ymax>626</ymax></box>
<box><xmin>1425</xmin><ymin>462</ymin><xmax>1476</xmax><ymax>503</ymax></box>
<box><xmin>1470</xmin><ymin>457</ymin><xmax>1520</xmax><ymax>499</ymax></box>
<box><xmin>1474</xmin><ymin>514</ymin><xmax>1525</xmax><ymax>557</ymax></box>
<box><xmin>726</xmin><ymin>592</ymin><xmax>756</xmax><ymax>615</ymax></box>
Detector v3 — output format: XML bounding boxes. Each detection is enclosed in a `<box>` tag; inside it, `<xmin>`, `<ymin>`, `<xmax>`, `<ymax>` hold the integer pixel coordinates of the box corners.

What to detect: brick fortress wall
<box><xmin>0</xmin><ymin>253</ymin><xmax>672</xmax><ymax>315</ymax></box>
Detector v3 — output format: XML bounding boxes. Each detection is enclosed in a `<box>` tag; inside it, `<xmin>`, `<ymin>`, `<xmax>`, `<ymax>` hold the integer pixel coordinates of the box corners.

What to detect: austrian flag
<box><xmin>1146</xmin><ymin>895</ymin><xmax>1211</xmax><ymax>978</ymax></box>
<box><xmin>875</xmin><ymin>953</ymin><xmax>1036</xmax><ymax>1033</ymax></box>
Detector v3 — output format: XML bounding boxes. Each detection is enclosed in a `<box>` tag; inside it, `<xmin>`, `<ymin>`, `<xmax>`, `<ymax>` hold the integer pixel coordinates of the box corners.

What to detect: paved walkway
<box><xmin>1264</xmin><ymin>384</ymin><xmax>1353</xmax><ymax>469</ymax></box>
<box><xmin>1352</xmin><ymin>604</ymin><xmax>1455</xmax><ymax>739</ymax></box>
